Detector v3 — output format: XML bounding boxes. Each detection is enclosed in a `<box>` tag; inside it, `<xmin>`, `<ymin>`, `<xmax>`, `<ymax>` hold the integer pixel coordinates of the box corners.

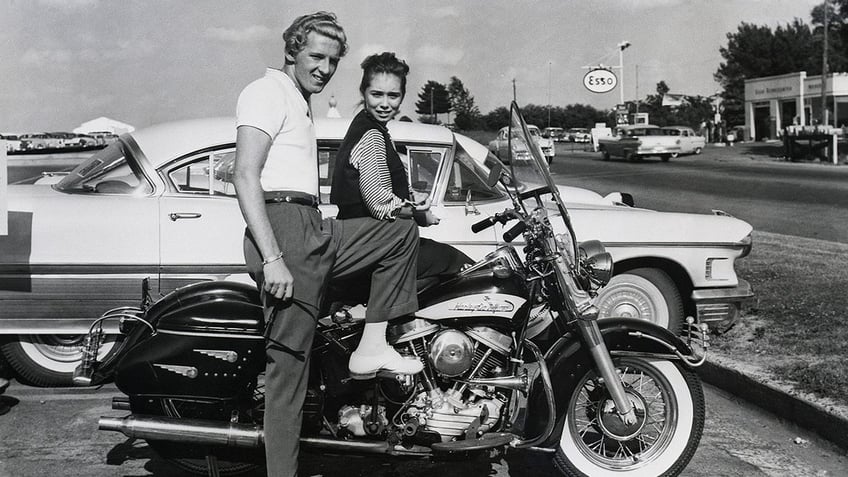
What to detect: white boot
<box><xmin>348</xmin><ymin>345</ymin><xmax>423</xmax><ymax>380</ymax></box>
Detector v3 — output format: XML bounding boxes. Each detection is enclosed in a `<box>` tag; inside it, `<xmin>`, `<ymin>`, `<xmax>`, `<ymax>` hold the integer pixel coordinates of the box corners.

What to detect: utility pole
<box><xmin>635</xmin><ymin>65</ymin><xmax>640</xmax><ymax>113</ymax></box>
<box><xmin>547</xmin><ymin>61</ymin><xmax>552</xmax><ymax>127</ymax></box>
<box><xmin>512</xmin><ymin>78</ymin><xmax>517</xmax><ymax>103</ymax></box>
<box><xmin>617</xmin><ymin>41</ymin><xmax>631</xmax><ymax>106</ymax></box>
<box><xmin>821</xmin><ymin>0</ymin><xmax>829</xmax><ymax>125</ymax></box>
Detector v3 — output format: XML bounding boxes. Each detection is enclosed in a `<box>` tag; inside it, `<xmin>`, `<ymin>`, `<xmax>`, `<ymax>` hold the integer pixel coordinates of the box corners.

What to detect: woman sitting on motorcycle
<box><xmin>331</xmin><ymin>52</ymin><xmax>471</xmax><ymax>379</ymax></box>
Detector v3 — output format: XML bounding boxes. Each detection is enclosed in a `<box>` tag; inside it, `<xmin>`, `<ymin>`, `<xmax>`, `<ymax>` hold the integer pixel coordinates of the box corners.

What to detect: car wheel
<box><xmin>601</xmin><ymin>149</ymin><xmax>610</xmax><ymax>161</ymax></box>
<box><xmin>670</xmin><ymin>152</ymin><xmax>680</xmax><ymax>158</ymax></box>
<box><xmin>596</xmin><ymin>268</ymin><xmax>684</xmax><ymax>333</ymax></box>
<box><xmin>0</xmin><ymin>334</ymin><xmax>121</xmax><ymax>387</ymax></box>
<box><xmin>694</xmin><ymin>147</ymin><xmax>702</xmax><ymax>155</ymax></box>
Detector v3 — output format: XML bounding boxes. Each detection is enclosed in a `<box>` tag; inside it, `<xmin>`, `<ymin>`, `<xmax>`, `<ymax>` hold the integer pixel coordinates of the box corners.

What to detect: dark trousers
<box><xmin>243</xmin><ymin>203</ymin><xmax>418</xmax><ymax>477</ymax></box>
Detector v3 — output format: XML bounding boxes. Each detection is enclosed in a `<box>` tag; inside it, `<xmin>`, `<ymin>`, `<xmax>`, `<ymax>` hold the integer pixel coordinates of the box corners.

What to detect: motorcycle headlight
<box><xmin>578</xmin><ymin>240</ymin><xmax>614</xmax><ymax>286</ymax></box>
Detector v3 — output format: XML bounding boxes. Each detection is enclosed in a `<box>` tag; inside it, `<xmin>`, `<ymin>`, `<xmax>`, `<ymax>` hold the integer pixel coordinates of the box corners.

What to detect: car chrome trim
<box><xmin>0</xmin><ymin>319</ymin><xmax>121</xmax><ymax>334</ymax></box>
<box><xmin>602</xmin><ymin>241</ymin><xmax>749</xmax><ymax>249</ymax></box>
<box><xmin>691</xmin><ymin>279</ymin><xmax>754</xmax><ymax>302</ymax></box>
<box><xmin>0</xmin><ymin>264</ymin><xmax>246</xmax><ymax>274</ymax></box>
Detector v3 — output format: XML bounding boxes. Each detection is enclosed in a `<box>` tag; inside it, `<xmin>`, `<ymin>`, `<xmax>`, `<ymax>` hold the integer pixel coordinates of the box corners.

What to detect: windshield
<box><xmin>55</xmin><ymin>139</ymin><xmax>152</xmax><ymax>195</ymax></box>
<box><xmin>504</xmin><ymin>102</ymin><xmax>571</xmax><ymax>225</ymax></box>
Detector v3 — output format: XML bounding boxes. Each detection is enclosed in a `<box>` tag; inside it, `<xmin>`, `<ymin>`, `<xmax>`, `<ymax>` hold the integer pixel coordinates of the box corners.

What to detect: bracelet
<box><xmin>262</xmin><ymin>251</ymin><xmax>284</xmax><ymax>266</ymax></box>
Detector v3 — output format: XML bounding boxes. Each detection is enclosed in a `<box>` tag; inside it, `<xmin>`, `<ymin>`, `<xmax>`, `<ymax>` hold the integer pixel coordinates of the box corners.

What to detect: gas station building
<box><xmin>744</xmin><ymin>71</ymin><xmax>848</xmax><ymax>140</ymax></box>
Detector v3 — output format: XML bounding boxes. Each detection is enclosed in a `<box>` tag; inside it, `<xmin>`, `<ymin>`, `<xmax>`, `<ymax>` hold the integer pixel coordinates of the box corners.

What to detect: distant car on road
<box><xmin>63</xmin><ymin>134</ymin><xmax>99</xmax><ymax>148</ymax></box>
<box><xmin>566</xmin><ymin>128</ymin><xmax>592</xmax><ymax>143</ymax></box>
<box><xmin>1</xmin><ymin>134</ymin><xmax>22</xmax><ymax>152</ymax></box>
<box><xmin>489</xmin><ymin>124</ymin><xmax>555</xmax><ymax>163</ymax></box>
<box><xmin>662</xmin><ymin>126</ymin><xmax>706</xmax><ymax>156</ymax></box>
<box><xmin>542</xmin><ymin>127</ymin><xmax>565</xmax><ymax>142</ymax></box>
<box><xmin>597</xmin><ymin>124</ymin><xmax>682</xmax><ymax>161</ymax></box>
<box><xmin>19</xmin><ymin>133</ymin><xmax>64</xmax><ymax>150</ymax></box>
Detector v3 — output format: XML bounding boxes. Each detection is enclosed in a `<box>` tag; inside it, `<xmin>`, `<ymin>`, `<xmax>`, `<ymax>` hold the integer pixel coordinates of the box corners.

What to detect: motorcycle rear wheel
<box><xmin>134</xmin><ymin>387</ymin><xmax>264</xmax><ymax>476</ymax></box>
<box><xmin>553</xmin><ymin>357</ymin><xmax>704</xmax><ymax>477</ymax></box>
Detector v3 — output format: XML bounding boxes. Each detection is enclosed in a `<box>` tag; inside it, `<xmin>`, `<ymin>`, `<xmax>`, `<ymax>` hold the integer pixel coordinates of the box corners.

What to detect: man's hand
<box><xmin>263</xmin><ymin>260</ymin><xmax>294</xmax><ymax>300</ymax></box>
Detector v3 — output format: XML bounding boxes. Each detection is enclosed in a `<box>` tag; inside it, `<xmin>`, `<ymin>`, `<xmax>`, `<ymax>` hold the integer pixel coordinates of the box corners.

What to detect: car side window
<box><xmin>168</xmin><ymin>149</ymin><xmax>236</xmax><ymax>196</ymax></box>
<box><xmin>443</xmin><ymin>143</ymin><xmax>503</xmax><ymax>203</ymax></box>
<box><xmin>406</xmin><ymin>148</ymin><xmax>442</xmax><ymax>195</ymax></box>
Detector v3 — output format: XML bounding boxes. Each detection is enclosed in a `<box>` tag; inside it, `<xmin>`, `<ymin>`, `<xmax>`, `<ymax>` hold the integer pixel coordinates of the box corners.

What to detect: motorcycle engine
<box><xmin>388</xmin><ymin>321</ymin><xmax>514</xmax><ymax>441</ymax></box>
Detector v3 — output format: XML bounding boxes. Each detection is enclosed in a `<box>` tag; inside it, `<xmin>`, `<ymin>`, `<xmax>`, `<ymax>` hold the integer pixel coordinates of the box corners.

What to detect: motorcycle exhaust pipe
<box><xmin>99</xmin><ymin>415</ymin><xmax>433</xmax><ymax>454</ymax></box>
<box><xmin>99</xmin><ymin>415</ymin><xmax>264</xmax><ymax>448</ymax></box>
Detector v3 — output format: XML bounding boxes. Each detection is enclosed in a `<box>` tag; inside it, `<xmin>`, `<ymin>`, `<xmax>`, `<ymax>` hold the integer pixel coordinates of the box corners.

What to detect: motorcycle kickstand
<box><xmin>205</xmin><ymin>454</ymin><xmax>220</xmax><ymax>477</ymax></box>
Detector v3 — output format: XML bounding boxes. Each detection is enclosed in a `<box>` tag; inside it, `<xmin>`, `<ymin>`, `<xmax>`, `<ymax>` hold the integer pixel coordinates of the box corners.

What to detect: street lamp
<box><xmin>617</xmin><ymin>41</ymin><xmax>631</xmax><ymax>106</ymax></box>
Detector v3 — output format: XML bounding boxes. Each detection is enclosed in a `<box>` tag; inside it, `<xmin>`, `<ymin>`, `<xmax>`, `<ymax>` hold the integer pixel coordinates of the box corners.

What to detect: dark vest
<box><xmin>331</xmin><ymin>110</ymin><xmax>410</xmax><ymax>219</ymax></box>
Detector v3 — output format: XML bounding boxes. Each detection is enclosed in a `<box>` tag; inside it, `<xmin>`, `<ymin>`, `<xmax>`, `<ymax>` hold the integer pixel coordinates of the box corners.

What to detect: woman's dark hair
<box><xmin>359</xmin><ymin>52</ymin><xmax>410</xmax><ymax>99</ymax></box>
<box><xmin>283</xmin><ymin>11</ymin><xmax>348</xmax><ymax>59</ymax></box>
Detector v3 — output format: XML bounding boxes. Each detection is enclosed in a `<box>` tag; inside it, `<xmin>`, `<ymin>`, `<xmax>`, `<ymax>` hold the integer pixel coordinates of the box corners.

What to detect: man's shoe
<box><xmin>349</xmin><ymin>346</ymin><xmax>423</xmax><ymax>380</ymax></box>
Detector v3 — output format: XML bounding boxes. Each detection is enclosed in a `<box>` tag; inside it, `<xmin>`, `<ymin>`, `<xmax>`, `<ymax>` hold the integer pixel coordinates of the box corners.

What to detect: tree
<box><xmin>415</xmin><ymin>81</ymin><xmax>451</xmax><ymax>124</ymax></box>
<box><xmin>715</xmin><ymin>20</ymin><xmax>819</xmax><ymax>126</ymax></box>
<box><xmin>447</xmin><ymin>76</ymin><xmax>482</xmax><ymax>130</ymax></box>
<box><xmin>811</xmin><ymin>0</ymin><xmax>848</xmax><ymax>73</ymax></box>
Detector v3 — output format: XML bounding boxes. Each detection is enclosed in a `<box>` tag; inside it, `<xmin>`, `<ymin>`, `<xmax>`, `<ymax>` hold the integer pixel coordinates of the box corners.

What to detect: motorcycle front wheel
<box><xmin>554</xmin><ymin>357</ymin><xmax>704</xmax><ymax>477</ymax></box>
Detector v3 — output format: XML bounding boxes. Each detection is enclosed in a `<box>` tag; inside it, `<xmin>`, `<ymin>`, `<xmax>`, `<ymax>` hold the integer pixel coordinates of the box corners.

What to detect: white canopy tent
<box><xmin>73</xmin><ymin>117</ymin><xmax>135</xmax><ymax>135</ymax></box>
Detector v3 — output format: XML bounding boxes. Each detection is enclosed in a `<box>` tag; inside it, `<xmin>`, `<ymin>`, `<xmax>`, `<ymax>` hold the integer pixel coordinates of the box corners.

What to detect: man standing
<box><xmin>233</xmin><ymin>12</ymin><xmax>420</xmax><ymax>476</ymax></box>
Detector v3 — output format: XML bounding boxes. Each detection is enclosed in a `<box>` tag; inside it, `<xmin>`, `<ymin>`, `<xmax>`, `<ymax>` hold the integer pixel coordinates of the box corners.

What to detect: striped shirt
<box><xmin>349</xmin><ymin>129</ymin><xmax>410</xmax><ymax>220</ymax></box>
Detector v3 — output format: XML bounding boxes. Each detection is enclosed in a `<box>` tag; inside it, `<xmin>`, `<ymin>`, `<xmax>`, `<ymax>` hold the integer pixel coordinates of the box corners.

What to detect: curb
<box><xmin>699</xmin><ymin>360</ymin><xmax>848</xmax><ymax>450</ymax></box>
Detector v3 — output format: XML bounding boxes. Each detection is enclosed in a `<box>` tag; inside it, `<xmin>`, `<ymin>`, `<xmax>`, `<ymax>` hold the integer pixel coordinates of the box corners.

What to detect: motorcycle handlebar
<box><xmin>471</xmin><ymin>210</ymin><xmax>517</xmax><ymax>234</ymax></box>
<box><xmin>503</xmin><ymin>221</ymin><xmax>527</xmax><ymax>243</ymax></box>
<box><xmin>471</xmin><ymin>216</ymin><xmax>497</xmax><ymax>233</ymax></box>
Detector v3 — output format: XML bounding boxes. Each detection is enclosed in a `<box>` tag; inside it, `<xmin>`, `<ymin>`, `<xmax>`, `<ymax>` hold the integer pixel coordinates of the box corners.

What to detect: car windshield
<box><xmin>55</xmin><ymin>139</ymin><xmax>152</xmax><ymax>195</ymax></box>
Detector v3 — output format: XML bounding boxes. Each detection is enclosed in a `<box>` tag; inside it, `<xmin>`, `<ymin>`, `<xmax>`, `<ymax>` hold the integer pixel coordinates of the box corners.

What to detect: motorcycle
<box><xmin>75</xmin><ymin>103</ymin><xmax>708</xmax><ymax>477</ymax></box>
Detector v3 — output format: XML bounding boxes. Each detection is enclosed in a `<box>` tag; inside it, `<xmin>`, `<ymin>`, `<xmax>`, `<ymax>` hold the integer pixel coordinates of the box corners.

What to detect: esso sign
<box><xmin>583</xmin><ymin>69</ymin><xmax>617</xmax><ymax>94</ymax></box>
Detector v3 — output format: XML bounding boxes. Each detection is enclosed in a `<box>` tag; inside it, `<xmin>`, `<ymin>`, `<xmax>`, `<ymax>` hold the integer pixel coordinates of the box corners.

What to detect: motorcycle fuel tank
<box><xmin>415</xmin><ymin>270</ymin><xmax>528</xmax><ymax>322</ymax></box>
<box><xmin>114</xmin><ymin>281</ymin><xmax>266</xmax><ymax>399</ymax></box>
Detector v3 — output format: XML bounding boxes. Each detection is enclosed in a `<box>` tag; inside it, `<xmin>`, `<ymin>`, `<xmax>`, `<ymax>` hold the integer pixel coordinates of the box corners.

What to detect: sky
<box><xmin>0</xmin><ymin>0</ymin><xmax>823</xmax><ymax>133</ymax></box>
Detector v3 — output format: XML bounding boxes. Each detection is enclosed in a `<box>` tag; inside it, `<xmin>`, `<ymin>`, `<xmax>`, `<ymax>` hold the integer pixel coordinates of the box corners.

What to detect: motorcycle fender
<box><xmin>525</xmin><ymin>318</ymin><xmax>693</xmax><ymax>447</ymax></box>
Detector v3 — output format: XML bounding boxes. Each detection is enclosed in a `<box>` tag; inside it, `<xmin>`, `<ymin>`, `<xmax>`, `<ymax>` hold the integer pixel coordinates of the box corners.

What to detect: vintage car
<box><xmin>662</xmin><ymin>126</ymin><xmax>706</xmax><ymax>156</ymax></box>
<box><xmin>1</xmin><ymin>134</ymin><xmax>22</xmax><ymax>152</ymax></box>
<box><xmin>489</xmin><ymin>124</ymin><xmax>555</xmax><ymax>163</ymax></box>
<box><xmin>597</xmin><ymin>124</ymin><xmax>682</xmax><ymax>161</ymax></box>
<box><xmin>18</xmin><ymin>133</ymin><xmax>64</xmax><ymax>150</ymax></box>
<box><xmin>1</xmin><ymin>117</ymin><xmax>753</xmax><ymax>386</ymax></box>
<box><xmin>566</xmin><ymin>127</ymin><xmax>592</xmax><ymax>143</ymax></box>
<box><xmin>541</xmin><ymin>127</ymin><xmax>565</xmax><ymax>142</ymax></box>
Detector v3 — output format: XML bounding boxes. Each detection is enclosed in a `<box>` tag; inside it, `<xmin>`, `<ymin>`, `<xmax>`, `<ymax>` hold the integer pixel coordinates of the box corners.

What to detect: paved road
<box><xmin>550</xmin><ymin>145</ymin><xmax>848</xmax><ymax>243</ymax></box>
<box><xmin>0</xmin><ymin>381</ymin><xmax>845</xmax><ymax>477</ymax></box>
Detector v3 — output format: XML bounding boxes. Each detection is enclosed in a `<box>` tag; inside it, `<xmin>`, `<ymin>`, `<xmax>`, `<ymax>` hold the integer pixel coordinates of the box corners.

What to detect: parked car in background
<box><xmin>662</xmin><ymin>126</ymin><xmax>706</xmax><ymax>156</ymax></box>
<box><xmin>2</xmin><ymin>117</ymin><xmax>753</xmax><ymax>386</ymax></box>
<box><xmin>597</xmin><ymin>124</ymin><xmax>682</xmax><ymax>161</ymax></box>
<box><xmin>1</xmin><ymin>134</ymin><xmax>22</xmax><ymax>152</ymax></box>
<box><xmin>489</xmin><ymin>124</ymin><xmax>556</xmax><ymax>163</ymax></box>
<box><xmin>63</xmin><ymin>134</ymin><xmax>99</xmax><ymax>148</ymax></box>
<box><xmin>19</xmin><ymin>133</ymin><xmax>64</xmax><ymax>150</ymax></box>
<box><xmin>87</xmin><ymin>131</ymin><xmax>120</xmax><ymax>146</ymax></box>
<box><xmin>542</xmin><ymin>126</ymin><xmax>565</xmax><ymax>142</ymax></box>
<box><xmin>566</xmin><ymin>127</ymin><xmax>592</xmax><ymax>143</ymax></box>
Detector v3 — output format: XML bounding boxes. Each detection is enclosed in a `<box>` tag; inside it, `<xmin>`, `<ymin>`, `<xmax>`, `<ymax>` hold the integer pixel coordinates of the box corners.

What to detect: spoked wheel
<box><xmin>554</xmin><ymin>358</ymin><xmax>704</xmax><ymax>477</ymax></box>
<box><xmin>134</xmin><ymin>380</ymin><xmax>265</xmax><ymax>476</ymax></box>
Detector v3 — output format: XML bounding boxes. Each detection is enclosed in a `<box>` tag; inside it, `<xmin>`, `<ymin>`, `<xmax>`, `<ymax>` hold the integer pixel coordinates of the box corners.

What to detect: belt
<box><xmin>263</xmin><ymin>191</ymin><xmax>319</xmax><ymax>208</ymax></box>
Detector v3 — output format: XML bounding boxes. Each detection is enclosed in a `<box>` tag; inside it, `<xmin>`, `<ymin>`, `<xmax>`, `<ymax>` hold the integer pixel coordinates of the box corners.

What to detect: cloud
<box><xmin>205</xmin><ymin>25</ymin><xmax>274</xmax><ymax>43</ymax></box>
<box><xmin>20</xmin><ymin>39</ymin><xmax>157</xmax><ymax>67</ymax></box>
<box><xmin>414</xmin><ymin>44</ymin><xmax>464</xmax><ymax>67</ymax></box>
<box><xmin>430</xmin><ymin>6</ymin><xmax>459</xmax><ymax>18</ymax></box>
<box><xmin>37</xmin><ymin>0</ymin><xmax>98</xmax><ymax>7</ymax></box>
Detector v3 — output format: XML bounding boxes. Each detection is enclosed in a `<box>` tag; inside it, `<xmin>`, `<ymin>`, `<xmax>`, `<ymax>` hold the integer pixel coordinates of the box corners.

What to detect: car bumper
<box><xmin>691</xmin><ymin>279</ymin><xmax>754</xmax><ymax>330</ymax></box>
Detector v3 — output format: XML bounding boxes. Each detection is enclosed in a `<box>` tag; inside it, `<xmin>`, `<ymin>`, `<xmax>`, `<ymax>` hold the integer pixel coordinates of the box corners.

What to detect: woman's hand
<box><xmin>263</xmin><ymin>260</ymin><xmax>294</xmax><ymax>300</ymax></box>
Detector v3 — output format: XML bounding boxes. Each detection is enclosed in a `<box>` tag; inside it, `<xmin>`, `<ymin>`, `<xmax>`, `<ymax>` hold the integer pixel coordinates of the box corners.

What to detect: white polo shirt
<box><xmin>236</xmin><ymin>68</ymin><xmax>318</xmax><ymax>196</ymax></box>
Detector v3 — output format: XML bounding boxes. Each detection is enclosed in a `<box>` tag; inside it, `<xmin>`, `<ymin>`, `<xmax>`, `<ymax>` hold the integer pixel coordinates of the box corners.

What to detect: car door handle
<box><xmin>169</xmin><ymin>212</ymin><xmax>202</xmax><ymax>221</ymax></box>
